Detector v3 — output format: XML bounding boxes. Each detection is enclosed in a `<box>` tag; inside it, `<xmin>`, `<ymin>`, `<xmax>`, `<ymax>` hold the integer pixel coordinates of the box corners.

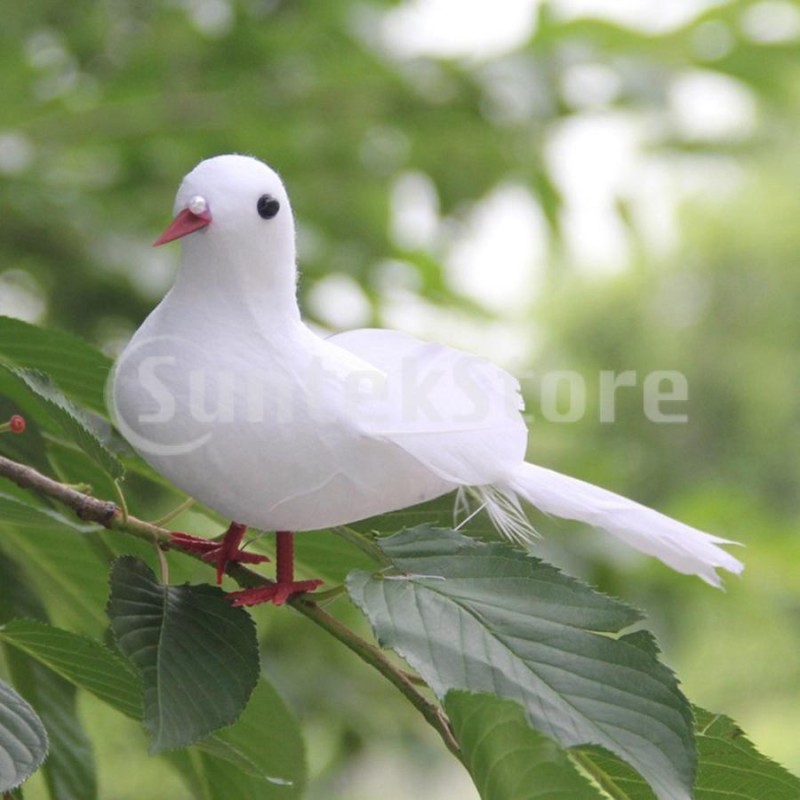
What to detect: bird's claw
<box><xmin>169</xmin><ymin>531</ymin><xmax>220</xmax><ymax>556</ymax></box>
<box><xmin>170</xmin><ymin>527</ymin><xmax>269</xmax><ymax>584</ymax></box>
<box><xmin>227</xmin><ymin>579</ymin><xmax>324</xmax><ymax>607</ymax></box>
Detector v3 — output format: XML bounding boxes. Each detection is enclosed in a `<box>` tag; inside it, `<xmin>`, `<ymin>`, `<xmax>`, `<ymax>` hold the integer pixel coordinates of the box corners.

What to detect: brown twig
<box><xmin>0</xmin><ymin>454</ymin><xmax>119</xmax><ymax>527</ymax></box>
<box><xmin>0</xmin><ymin>452</ymin><xmax>461</xmax><ymax>761</ymax></box>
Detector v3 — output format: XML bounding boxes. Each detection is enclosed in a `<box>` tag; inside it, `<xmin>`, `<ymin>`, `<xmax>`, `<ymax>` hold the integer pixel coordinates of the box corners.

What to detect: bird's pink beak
<box><xmin>153</xmin><ymin>207</ymin><xmax>212</xmax><ymax>246</ymax></box>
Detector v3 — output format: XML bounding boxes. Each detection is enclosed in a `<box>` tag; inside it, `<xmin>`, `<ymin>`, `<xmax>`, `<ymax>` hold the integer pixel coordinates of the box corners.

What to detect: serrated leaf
<box><xmin>693</xmin><ymin>707</ymin><xmax>800</xmax><ymax>798</ymax></box>
<box><xmin>107</xmin><ymin>557</ymin><xmax>260</xmax><ymax>753</ymax></box>
<box><xmin>347</xmin><ymin>525</ymin><xmax>695</xmax><ymax>800</ymax></box>
<box><xmin>0</xmin><ymin>557</ymin><xmax>97</xmax><ymax>800</ymax></box>
<box><xmin>0</xmin><ymin>678</ymin><xmax>48</xmax><ymax>793</ymax></box>
<box><xmin>0</xmin><ymin>316</ymin><xmax>112</xmax><ymax>415</ymax></box>
<box><xmin>578</xmin><ymin>706</ymin><xmax>800</xmax><ymax>800</ymax></box>
<box><xmin>0</xmin><ymin>365</ymin><xmax>123</xmax><ymax>479</ymax></box>
<box><xmin>0</xmin><ymin>619</ymin><xmax>143</xmax><ymax>720</ymax></box>
<box><xmin>446</xmin><ymin>691</ymin><xmax>603</xmax><ymax>800</ymax></box>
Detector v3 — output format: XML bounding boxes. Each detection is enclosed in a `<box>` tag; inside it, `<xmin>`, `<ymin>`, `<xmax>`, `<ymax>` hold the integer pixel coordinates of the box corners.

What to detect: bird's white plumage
<box><xmin>112</xmin><ymin>154</ymin><xmax>743</xmax><ymax>585</ymax></box>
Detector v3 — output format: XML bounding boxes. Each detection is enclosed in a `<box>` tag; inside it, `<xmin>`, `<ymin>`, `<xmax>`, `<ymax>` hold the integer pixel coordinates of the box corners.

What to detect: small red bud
<box><xmin>9</xmin><ymin>415</ymin><xmax>26</xmax><ymax>434</ymax></box>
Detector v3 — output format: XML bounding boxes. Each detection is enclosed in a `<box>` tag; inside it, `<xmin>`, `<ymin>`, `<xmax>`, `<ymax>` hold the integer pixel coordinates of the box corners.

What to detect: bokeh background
<box><xmin>1</xmin><ymin>0</ymin><xmax>799</xmax><ymax>798</ymax></box>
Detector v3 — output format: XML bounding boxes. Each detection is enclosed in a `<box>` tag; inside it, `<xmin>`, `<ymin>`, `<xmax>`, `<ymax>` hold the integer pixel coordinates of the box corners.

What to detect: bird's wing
<box><xmin>329</xmin><ymin>328</ymin><xmax>528</xmax><ymax>485</ymax></box>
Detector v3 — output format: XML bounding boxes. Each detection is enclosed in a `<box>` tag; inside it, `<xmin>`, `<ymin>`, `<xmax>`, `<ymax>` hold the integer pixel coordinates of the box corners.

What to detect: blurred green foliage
<box><xmin>2</xmin><ymin>0</ymin><xmax>800</xmax><ymax>797</ymax></box>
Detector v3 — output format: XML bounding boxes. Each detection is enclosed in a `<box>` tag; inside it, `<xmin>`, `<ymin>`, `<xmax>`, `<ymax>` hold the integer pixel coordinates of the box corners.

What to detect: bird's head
<box><xmin>154</xmin><ymin>154</ymin><xmax>298</xmax><ymax>311</ymax></box>
<box><xmin>156</xmin><ymin>153</ymin><xmax>294</xmax><ymax>256</ymax></box>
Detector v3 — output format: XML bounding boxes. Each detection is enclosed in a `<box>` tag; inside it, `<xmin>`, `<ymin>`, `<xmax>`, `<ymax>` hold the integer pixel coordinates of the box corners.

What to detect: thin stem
<box><xmin>112</xmin><ymin>479</ymin><xmax>129</xmax><ymax>524</ymax></box>
<box><xmin>151</xmin><ymin>496</ymin><xmax>195</xmax><ymax>527</ymax></box>
<box><xmin>310</xmin><ymin>585</ymin><xmax>347</xmax><ymax>604</ymax></box>
<box><xmin>332</xmin><ymin>525</ymin><xmax>392</xmax><ymax>566</ymax></box>
<box><xmin>154</xmin><ymin>538</ymin><xmax>170</xmax><ymax>585</ymax></box>
<box><xmin>0</xmin><ymin>452</ymin><xmax>462</xmax><ymax>762</ymax></box>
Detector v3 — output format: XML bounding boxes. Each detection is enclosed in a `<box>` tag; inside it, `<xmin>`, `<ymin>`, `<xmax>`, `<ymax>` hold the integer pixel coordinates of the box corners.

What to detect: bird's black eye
<box><xmin>257</xmin><ymin>194</ymin><xmax>280</xmax><ymax>220</ymax></box>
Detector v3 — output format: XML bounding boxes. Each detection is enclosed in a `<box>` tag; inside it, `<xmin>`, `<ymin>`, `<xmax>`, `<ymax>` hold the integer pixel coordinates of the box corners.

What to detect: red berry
<box><xmin>9</xmin><ymin>415</ymin><xmax>26</xmax><ymax>434</ymax></box>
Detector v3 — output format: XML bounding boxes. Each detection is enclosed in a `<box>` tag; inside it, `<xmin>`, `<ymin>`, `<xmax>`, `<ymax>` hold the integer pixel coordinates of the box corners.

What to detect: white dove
<box><xmin>111</xmin><ymin>154</ymin><xmax>743</xmax><ymax>605</ymax></box>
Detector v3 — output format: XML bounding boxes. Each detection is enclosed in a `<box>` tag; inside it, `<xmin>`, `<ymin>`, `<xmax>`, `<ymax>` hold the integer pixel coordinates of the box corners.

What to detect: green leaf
<box><xmin>0</xmin><ymin>678</ymin><xmax>48</xmax><ymax>793</ymax></box>
<box><xmin>107</xmin><ymin>556</ymin><xmax>260</xmax><ymax>753</ymax></box>
<box><xmin>202</xmin><ymin>679</ymin><xmax>305</xmax><ymax>786</ymax></box>
<box><xmin>45</xmin><ymin>443</ymin><xmax>121</xmax><ymax>512</ymax></box>
<box><xmin>0</xmin><ymin>619</ymin><xmax>143</xmax><ymax>721</ymax></box>
<box><xmin>576</xmin><ymin>749</ymin><xmax>655</xmax><ymax>800</ymax></box>
<box><xmin>0</xmin><ymin>556</ymin><xmax>97</xmax><ymax>800</ymax></box>
<box><xmin>577</xmin><ymin>706</ymin><xmax>800</xmax><ymax>800</ymax></box>
<box><xmin>0</xmin><ymin>551</ymin><xmax>50</xmax><ymax>624</ymax></box>
<box><xmin>0</xmin><ymin>365</ymin><xmax>123</xmax><ymax>479</ymax></box>
<box><xmin>445</xmin><ymin>691</ymin><xmax>604</xmax><ymax>800</ymax></box>
<box><xmin>693</xmin><ymin>707</ymin><xmax>800</xmax><ymax>798</ymax></box>
<box><xmin>0</xmin><ymin>491</ymin><xmax>111</xmax><ymax>636</ymax></box>
<box><xmin>172</xmin><ymin>679</ymin><xmax>307</xmax><ymax>798</ymax></box>
<box><xmin>4</xmin><ymin>655</ymin><xmax>96</xmax><ymax>800</ymax></box>
<box><xmin>292</xmin><ymin>529</ymin><xmax>380</xmax><ymax>584</ymax></box>
<box><xmin>347</xmin><ymin>525</ymin><xmax>695</xmax><ymax>800</ymax></box>
<box><xmin>175</xmin><ymin>754</ymin><xmax>295</xmax><ymax>800</ymax></box>
<box><xmin>0</xmin><ymin>316</ymin><xmax>112</xmax><ymax>415</ymax></box>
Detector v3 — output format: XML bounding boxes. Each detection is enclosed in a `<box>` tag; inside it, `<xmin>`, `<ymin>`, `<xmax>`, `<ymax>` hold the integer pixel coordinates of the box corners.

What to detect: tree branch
<box><xmin>0</xmin><ymin>452</ymin><xmax>461</xmax><ymax>761</ymax></box>
<box><xmin>0</xmin><ymin>453</ymin><xmax>119</xmax><ymax>527</ymax></box>
<box><xmin>294</xmin><ymin>595</ymin><xmax>461</xmax><ymax>760</ymax></box>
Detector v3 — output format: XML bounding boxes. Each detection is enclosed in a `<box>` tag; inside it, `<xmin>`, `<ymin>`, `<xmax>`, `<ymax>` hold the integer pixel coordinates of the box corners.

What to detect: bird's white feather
<box><xmin>499</xmin><ymin>462</ymin><xmax>744</xmax><ymax>587</ymax></box>
<box><xmin>113</xmin><ymin>154</ymin><xmax>744</xmax><ymax>588</ymax></box>
<box><xmin>331</xmin><ymin>328</ymin><xmax>527</xmax><ymax>485</ymax></box>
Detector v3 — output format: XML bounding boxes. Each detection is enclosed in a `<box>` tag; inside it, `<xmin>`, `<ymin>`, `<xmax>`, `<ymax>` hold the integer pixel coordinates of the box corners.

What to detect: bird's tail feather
<box><xmin>490</xmin><ymin>462</ymin><xmax>743</xmax><ymax>587</ymax></box>
<box><xmin>461</xmin><ymin>484</ymin><xmax>536</xmax><ymax>544</ymax></box>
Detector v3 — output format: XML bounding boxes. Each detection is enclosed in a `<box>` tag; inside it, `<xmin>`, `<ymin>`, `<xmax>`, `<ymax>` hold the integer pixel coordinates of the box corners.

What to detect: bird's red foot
<box><xmin>227</xmin><ymin>579</ymin><xmax>324</xmax><ymax>607</ymax></box>
<box><xmin>170</xmin><ymin>522</ymin><xmax>269</xmax><ymax>584</ymax></box>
